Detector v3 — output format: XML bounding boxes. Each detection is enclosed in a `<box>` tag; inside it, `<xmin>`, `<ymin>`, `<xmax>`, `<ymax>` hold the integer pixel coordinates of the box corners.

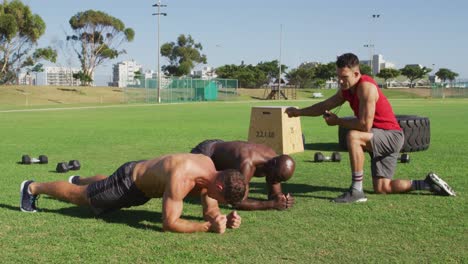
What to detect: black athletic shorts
<box><xmin>86</xmin><ymin>161</ymin><xmax>150</xmax><ymax>215</ymax></box>
<box><xmin>190</xmin><ymin>139</ymin><xmax>224</xmax><ymax>157</ymax></box>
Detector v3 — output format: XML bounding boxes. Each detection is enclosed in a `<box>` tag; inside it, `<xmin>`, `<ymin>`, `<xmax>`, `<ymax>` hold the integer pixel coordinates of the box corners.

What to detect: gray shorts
<box><xmin>369</xmin><ymin>128</ymin><xmax>404</xmax><ymax>179</ymax></box>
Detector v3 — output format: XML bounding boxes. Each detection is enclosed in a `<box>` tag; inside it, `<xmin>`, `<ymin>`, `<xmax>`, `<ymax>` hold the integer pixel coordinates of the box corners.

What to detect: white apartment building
<box><xmin>373</xmin><ymin>54</ymin><xmax>393</xmax><ymax>75</ymax></box>
<box><xmin>191</xmin><ymin>66</ymin><xmax>217</xmax><ymax>79</ymax></box>
<box><xmin>43</xmin><ymin>67</ymin><xmax>82</xmax><ymax>86</ymax></box>
<box><xmin>110</xmin><ymin>60</ymin><xmax>142</xmax><ymax>87</ymax></box>
<box><xmin>361</xmin><ymin>54</ymin><xmax>396</xmax><ymax>75</ymax></box>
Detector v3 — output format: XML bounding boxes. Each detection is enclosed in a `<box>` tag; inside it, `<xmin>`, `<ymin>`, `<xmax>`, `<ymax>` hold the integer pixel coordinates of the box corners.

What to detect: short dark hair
<box><xmin>336</xmin><ymin>53</ymin><xmax>360</xmax><ymax>69</ymax></box>
<box><xmin>220</xmin><ymin>169</ymin><xmax>246</xmax><ymax>205</ymax></box>
<box><xmin>266</xmin><ymin>155</ymin><xmax>296</xmax><ymax>183</ymax></box>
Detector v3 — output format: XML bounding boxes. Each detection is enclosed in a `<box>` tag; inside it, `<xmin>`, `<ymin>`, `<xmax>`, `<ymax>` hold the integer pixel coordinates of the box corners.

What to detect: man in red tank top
<box><xmin>285</xmin><ymin>53</ymin><xmax>455</xmax><ymax>202</ymax></box>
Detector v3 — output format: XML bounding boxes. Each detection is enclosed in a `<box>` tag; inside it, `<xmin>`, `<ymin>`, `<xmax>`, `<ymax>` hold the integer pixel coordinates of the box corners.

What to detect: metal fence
<box><xmin>125</xmin><ymin>77</ymin><xmax>238</xmax><ymax>103</ymax></box>
<box><xmin>431</xmin><ymin>81</ymin><xmax>468</xmax><ymax>98</ymax></box>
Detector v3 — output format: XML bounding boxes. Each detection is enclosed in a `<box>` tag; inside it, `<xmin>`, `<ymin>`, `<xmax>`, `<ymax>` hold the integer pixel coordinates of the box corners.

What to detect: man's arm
<box><xmin>162</xmin><ymin>173</ymin><xmax>227</xmax><ymax>234</ymax></box>
<box><xmin>162</xmin><ymin>192</ymin><xmax>212</xmax><ymax>233</ymax></box>
<box><xmin>230</xmin><ymin>161</ymin><xmax>293</xmax><ymax>211</ymax></box>
<box><xmin>201</xmin><ymin>190</ymin><xmax>234</xmax><ymax>232</ymax></box>
<box><xmin>325</xmin><ymin>82</ymin><xmax>377</xmax><ymax>132</ymax></box>
<box><xmin>356</xmin><ymin>82</ymin><xmax>378</xmax><ymax>132</ymax></box>
<box><xmin>235</xmin><ymin>183</ymin><xmax>294</xmax><ymax>211</ymax></box>
<box><xmin>201</xmin><ymin>193</ymin><xmax>241</xmax><ymax>229</ymax></box>
<box><xmin>285</xmin><ymin>91</ymin><xmax>345</xmax><ymax>117</ymax></box>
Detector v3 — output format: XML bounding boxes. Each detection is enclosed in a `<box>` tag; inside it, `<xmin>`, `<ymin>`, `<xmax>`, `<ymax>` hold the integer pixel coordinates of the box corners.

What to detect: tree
<box><xmin>215</xmin><ymin>64</ymin><xmax>240</xmax><ymax>79</ymax></box>
<box><xmin>237</xmin><ymin>65</ymin><xmax>266</xmax><ymax>88</ymax></box>
<box><xmin>72</xmin><ymin>71</ymin><xmax>93</xmax><ymax>85</ymax></box>
<box><xmin>435</xmin><ymin>68</ymin><xmax>459</xmax><ymax>86</ymax></box>
<box><xmin>256</xmin><ymin>60</ymin><xmax>288</xmax><ymax>84</ymax></box>
<box><xmin>377</xmin><ymin>68</ymin><xmax>400</xmax><ymax>88</ymax></box>
<box><xmin>314</xmin><ymin>62</ymin><xmax>336</xmax><ymax>81</ymax></box>
<box><xmin>133</xmin><ymin>69</ymin><xmax>142</xmax><ymax>85</ymax></box>
<box><xmin>285</xmin><ymin>64</ymin><xmax>315</xmax><ymax>88</ymax></box>
<box><xmin>400</xmin><ymin>65</ymin><xmax>431</xmax><ymax>88</ymax></box>
<box><xmin>215</xmin><ymin>64</ymin><xmax>266</xmax><ymax>88</ymax></box>
<box><xmin>67</xmin><ymin>10</ymin><xmax>135</xmax><ymax>86</ymax></box>
<box><xmin>0</xmin><ymin>0</ymin><xmax>57</xmax><ymax>84</ymax></box>
<box><xmin>161</xmin><ymin>34</ymin><xmax>207</xmax><ymax>76</ymax></box>
<box><xmin>359</xmin><ymin>64</ymin><xmax>373</xmax><ymax>76</ymax></box>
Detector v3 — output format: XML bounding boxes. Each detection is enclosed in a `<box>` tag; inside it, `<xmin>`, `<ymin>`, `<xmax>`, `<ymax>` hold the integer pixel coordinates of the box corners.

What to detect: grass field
<box><xmin>0</xmin><ymin>92</ymin><xmax>467</xmax><ymax>263</ymax></box>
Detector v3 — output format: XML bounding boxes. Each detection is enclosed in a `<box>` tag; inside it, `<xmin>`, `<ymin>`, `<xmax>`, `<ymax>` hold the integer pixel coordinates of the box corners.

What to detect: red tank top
<box><xmin>341</xmin><ymin>75</ymin><xmax>401</xmax><ymax>131</ymax></box>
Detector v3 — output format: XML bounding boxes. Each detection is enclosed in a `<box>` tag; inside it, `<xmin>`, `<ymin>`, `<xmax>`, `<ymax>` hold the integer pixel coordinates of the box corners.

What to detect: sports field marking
<box><xmin>0</xmin><ymin>98</ymin><xmax>458</xmax><ymax>114</ymax></box>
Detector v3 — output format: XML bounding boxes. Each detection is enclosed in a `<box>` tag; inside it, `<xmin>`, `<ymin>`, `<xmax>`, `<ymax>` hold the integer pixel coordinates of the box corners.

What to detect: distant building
<box><xmin>43</xmin><ymin>67</ymin><xmax>81</xmax><ymax>86</ymax></box>
<box><xmin>18</xmin><ymin>72</ymin><xmax>35</xmax><ymax>85</ymax></box>
<box><xmin>109</xmin><ymin>60</ymin><xmax>143</xmax><ymax>87</ymax></box>
<box><xmin>299</xmin><ymin>61</ymin><xmax>321</xmax><ymax>68</ymax></box>
<box><xmin>373</xmin><ymin>54</ymin><xmax>396</xmax><ymax>75</ymax></box>
<box><xmin>405</xmin><ymin>64</ymin><xmax>423</xmax><ymax>68</ymax></box>
<box><xmin>361</xmin><ymin>54</ymin><xmax>395</xmax><ymax>75</ymax></box>
<box><xmin>191</xmin><ymin>66</ymin><xmax>217</xmax><ymax>79</ymax></box>
<box><xmin>429</xmin><ymin>75</ymin><xmax>441</xmax><ymax>84</ymax></box>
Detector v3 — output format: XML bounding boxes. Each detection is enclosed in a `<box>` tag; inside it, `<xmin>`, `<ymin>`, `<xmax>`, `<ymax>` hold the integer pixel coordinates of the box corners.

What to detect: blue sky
<box><xmin>22</xmin><ymin>0</ymin><xmax>468</xmax><ymax>85</ymax></box>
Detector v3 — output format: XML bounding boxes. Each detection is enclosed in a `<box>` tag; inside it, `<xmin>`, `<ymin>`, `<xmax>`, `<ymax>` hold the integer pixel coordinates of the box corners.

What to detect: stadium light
<box><xmin>153</xmin><ymin>1</ymin><xmax>167</xmax><ymax>103</ymax></box>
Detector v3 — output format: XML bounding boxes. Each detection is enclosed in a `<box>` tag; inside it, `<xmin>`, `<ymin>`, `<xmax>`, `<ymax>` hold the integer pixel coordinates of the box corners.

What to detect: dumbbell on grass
<box><xmin>22</xmin><ymin>155</ymin><xmax>48</xmax><ymax>164</ymax></box>
<box><xmin>314</xmin><ymin>152</ymin><xmax>341</xmax><ymax>162</ymax></box>
<box><xmin>56</xmin><ymin>160</ymin><xmax>81</xmax><ymax>173</ymax></box>
<box><xmin>398</xmin><ymin>153</ymin><xmax>410</xmax><ymax>163</ymax></box>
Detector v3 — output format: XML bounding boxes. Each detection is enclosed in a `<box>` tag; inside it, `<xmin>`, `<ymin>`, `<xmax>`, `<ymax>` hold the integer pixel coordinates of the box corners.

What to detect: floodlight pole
<box><xmin>278</xmin><ymin>24</ymin><xmax>282</xmax><ymax>100</ymax></box>
<box><xmin>153</xmin><ymin>1</ymin><xmax>167</xmax><ymax>103</ymax></box>
<box><xmin>363</xmin><ymin>43</ymin><xmax>375</xmax><ymax>73</ymax></box>
<box><xmin>369</xmin><ymin>14</ymin><xmax>381</xmax><ymax>75</ymax></box>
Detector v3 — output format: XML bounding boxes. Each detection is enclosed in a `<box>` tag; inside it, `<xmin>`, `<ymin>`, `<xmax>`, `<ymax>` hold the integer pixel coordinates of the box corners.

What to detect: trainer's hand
<box><xmin>227</xmin><ymin>211</ymin><xmax>242</xmax><ymax>229</ymax></box>
<box><xmin>210</xmin><ymin>214</ymin><xmax>227</xmax><ymax>234</ymax></box>
<box><xmin>285</xmin><ymin>107</ymin><xmax>300</xmax><ymax>118</ymax></box>
<box><xmin>323</xmin><ymin>110</ymin><xmax>339</xmax><ymax>126</ymax></box>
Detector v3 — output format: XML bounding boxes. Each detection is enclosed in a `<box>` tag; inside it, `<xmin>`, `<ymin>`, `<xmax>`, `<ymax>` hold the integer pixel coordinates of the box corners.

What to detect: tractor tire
<box><xmin>338</xmin><ymin>115</ymin><xmax>430</xmax><ymax>152</ymax></box>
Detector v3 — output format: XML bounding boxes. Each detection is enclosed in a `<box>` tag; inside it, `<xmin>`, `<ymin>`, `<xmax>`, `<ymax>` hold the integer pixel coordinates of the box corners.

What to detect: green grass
<box><xmin>1</xmin><ymin>98</ymin><xmax>467</xmax><ymax>263</ymax></box>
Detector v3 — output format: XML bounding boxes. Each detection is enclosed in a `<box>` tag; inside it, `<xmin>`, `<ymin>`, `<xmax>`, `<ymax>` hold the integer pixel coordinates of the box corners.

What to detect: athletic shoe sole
<box><xmin>68</xmin><ymin>175</ymin><xmax>79</xmax><ymax>185</ymax></box>
<box><xmin>354</xmin><ymin>197</ymin><xmax>368</xmax><ymax>203</ymax></box>
<box><xmin>332</xmin><ymin>194</ymin><xmax>368</xmax><ymax>203</ymax></box>
<box><xmin>429</xmin><ymin>173</ymin><xmax>456</xmax><ymax>196</ymax></box>
<box><xmin>20</xmin><ymin>180</ymin><xmax>36</xmax><ymax>212</ymax></box>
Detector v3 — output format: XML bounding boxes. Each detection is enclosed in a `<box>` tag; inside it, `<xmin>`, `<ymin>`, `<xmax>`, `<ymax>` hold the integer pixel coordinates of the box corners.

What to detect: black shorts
<box><xmin>190</xmin><ymin>139</ymin><xmax>224</xmax><ymax>156</ymax></box>
<box><xmin>86</xmin><ymin>161</ymin><xmax>150</xmax><ymax>215</ymax></box>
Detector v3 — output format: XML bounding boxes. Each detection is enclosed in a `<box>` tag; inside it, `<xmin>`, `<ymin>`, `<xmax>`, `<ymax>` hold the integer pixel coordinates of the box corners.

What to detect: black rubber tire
<box><xmin>338</xmin><ymin>115</ymin><xmax>430</xmax><ymax>152</ymax></box>
<box><xmin>397</xmin><ymin>115</ymin><xmax>430</xmax><ymax>152</ymax></box>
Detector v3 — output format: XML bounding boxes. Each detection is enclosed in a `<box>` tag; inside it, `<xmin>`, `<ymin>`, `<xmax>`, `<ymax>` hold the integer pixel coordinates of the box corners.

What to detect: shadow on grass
<box><xmin>0</xmin><ymin>200</ymin><xmax>204</xmax><ymax>232</ymax></box>
<box><xmin>304</xmin><ymin>142</ymin><xmax>343</xmax><ymax>152</ymax></box>
<box><xmin>248</xmin><ymin>182</ymin><xmax>349</xmax><ymax>201</ymax></box>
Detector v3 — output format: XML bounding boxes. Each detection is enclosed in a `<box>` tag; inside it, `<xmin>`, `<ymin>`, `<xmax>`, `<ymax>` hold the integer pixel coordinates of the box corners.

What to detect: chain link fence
<box><xmin>124</xmin><ymin>77</ymin><xmax>238</xmax><ymax>103</ymax></box>
<box><xmin>431</xmin><ymin>81</ymin><xmax>468</xmax><ymax>98</ymax></box>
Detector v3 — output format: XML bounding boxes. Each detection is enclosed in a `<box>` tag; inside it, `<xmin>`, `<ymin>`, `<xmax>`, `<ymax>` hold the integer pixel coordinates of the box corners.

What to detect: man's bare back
<box><xmin>210</xmin><ymin>141</ymin><xmax>277</xmax><ymax>178</ymax></box>
<box><xmin>133</xmin><ymin>153</ymin><xmax>216</xmax><ymax>199</ymax></box>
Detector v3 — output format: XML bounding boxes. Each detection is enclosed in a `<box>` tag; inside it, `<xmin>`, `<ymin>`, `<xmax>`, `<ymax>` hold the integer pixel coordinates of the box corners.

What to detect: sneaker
<box><xmin>425</xmin><ymin>172</ymin><xmax>456</xmax><ymax>196</ymax></box>
<box><xmin>20</xmin><ymin>180</ymin><xmax>38</xmax><ymax>212</ymax></box>
<box><xmin>68</xmin><ymin>175</ymin><xmax>80</xmax><ymax>185</ymax></box>
<box><xmin>332</xmin><ymin>189</ymin><xmax>368</xmax><ymax>203</ymax></box>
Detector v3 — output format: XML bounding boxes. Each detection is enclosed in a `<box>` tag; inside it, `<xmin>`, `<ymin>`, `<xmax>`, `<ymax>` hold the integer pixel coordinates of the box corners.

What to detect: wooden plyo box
<box><xmin>248</xmin><ymin>106</ymin><xmax>304</xmax><ymax>155</ymax></box>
